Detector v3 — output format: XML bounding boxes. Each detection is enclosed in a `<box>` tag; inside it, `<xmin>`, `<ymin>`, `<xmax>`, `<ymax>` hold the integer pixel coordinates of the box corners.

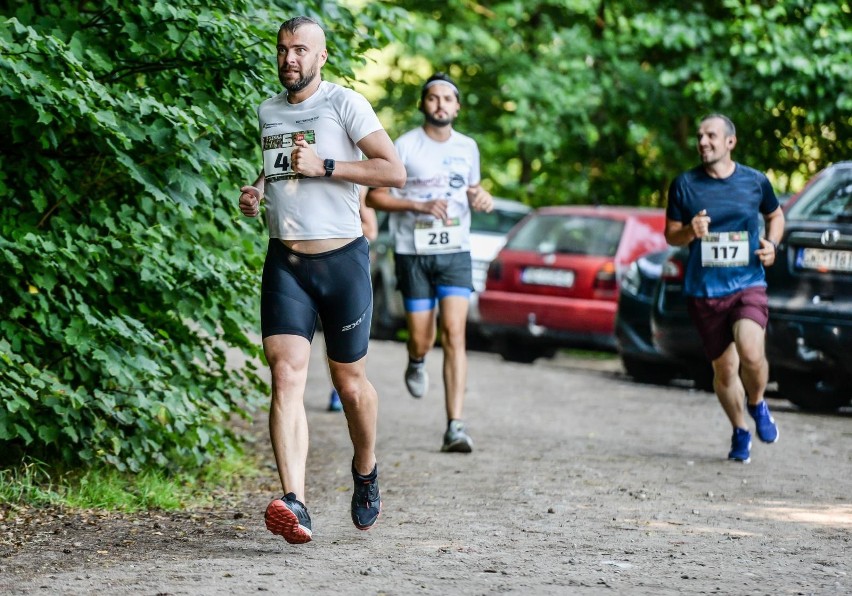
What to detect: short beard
<box><xmin>424</xmin><ymin>113</ymin><xmax>454</xmax><ymax>127</ymax></box>
<box><xmin>279</xmin><ymin>66</ymin><xmax>317</xmax><ymax>93</ymax></box>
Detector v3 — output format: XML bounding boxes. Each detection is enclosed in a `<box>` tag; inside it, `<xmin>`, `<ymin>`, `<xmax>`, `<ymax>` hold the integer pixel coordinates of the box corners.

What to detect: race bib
<box><xmin>414</xmin><ymin>218</ymin><xmax>463</xmax><ymax>254</ymax></box>
<box><xmin>701</xmin><ymin>231</ymin><xmax>749</xmax><ymax>267</ymax></box>
<box><xmin>262</xmin><ymin>130</ymin><xmax>316</xmax><ymax>183</ymax></box>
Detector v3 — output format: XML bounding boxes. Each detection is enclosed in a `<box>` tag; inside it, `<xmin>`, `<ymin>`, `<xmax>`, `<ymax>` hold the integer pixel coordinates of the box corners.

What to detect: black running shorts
<box><xmin>261</xmin><ymin>237</ymin><xmax>372</xmax><ymax>363</ymax></box>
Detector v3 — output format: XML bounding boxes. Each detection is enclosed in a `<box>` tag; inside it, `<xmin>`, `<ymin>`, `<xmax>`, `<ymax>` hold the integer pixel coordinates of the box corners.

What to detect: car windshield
<box><xmin>506</xmin><ymin>214</ymin><xmax>625</xmax><ymax>256</ymax></box>
<box><xmin>785</xmin><ymin>167</ymin><xmax>852</xmax><ymax>222</ymax></box>
<box><xmin>471</xmin><ymin>208</ymin><xmax>528</xmax><ymax>234</ymax></box>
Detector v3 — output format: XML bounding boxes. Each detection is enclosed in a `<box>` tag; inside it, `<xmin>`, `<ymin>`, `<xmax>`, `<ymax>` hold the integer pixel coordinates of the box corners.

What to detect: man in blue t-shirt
<box><xmin>665</xmin><ymin>113</ymin><xmax>785</xmax><ymax>464</ymax></box>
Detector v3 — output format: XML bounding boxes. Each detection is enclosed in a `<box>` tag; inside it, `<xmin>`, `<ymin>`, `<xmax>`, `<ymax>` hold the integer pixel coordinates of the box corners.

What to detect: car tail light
<box><xmin>661</xmin><ymin>257</ymin><xmax>684</xmax><ymax>282</ymax></box>
<box><xmin>593</xmin><ymin>261</ymin><xmax>617</xmax><ymax>296</ymax></box>
<box><xmin>487</xmin><ymin>259</ymin><xmax>503</xmax><ymax>281</ymax></box>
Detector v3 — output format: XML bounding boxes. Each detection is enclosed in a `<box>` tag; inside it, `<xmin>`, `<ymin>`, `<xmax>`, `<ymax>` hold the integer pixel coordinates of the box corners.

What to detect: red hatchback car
<box><xmin>478</xmin><ymin>205</ymin><xmax>668</xmax><ymax>362</ymax></box>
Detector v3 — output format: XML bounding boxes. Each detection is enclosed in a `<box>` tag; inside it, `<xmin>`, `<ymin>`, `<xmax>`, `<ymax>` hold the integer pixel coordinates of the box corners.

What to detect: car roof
<box><xmin>491</xmin><ymin>197</ymin><xmax>532</xmax><ymax>213</ymax></box>
<box><xmin>532</xmin><ymin>205</ymin><xmax>664</xmax><ymax>220</ymax></box>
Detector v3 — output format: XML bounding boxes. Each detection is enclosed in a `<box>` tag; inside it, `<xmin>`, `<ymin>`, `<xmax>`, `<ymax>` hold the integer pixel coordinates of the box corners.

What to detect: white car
<box><xmin>370</xmin><ymin>197</ymin><xmax>531</xmax><ymax>340</ymax></box>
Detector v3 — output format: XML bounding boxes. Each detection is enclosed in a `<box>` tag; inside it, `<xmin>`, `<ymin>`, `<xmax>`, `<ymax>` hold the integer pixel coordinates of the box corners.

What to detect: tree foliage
<box><xmin>0</xmin><ymin>0</ymin><xmax>405</xmax><ymax>471</ymax></box>
<box><xmin>380</xmin><ymin>0</ymin><xmax>851</xmax><ymax>206</ymax></box>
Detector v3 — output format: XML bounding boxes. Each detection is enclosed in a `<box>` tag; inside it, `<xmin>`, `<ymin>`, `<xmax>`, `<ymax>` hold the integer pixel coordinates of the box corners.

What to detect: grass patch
<box><xmin>0</xmin><ymin>450</ymin><xmax>263</xmax><ymax>513</ymax></box>
<box><xmin>560</xmin><ymin>348</ymin><xmax>618</xmax><ymax>360</ymax></box>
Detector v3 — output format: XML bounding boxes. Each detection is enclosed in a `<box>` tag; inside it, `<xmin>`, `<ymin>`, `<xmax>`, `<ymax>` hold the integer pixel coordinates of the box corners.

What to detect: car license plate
<box><xmin>521</xmin><ymin>267</ymin><xmax>575</xmax><ymax>288</ymax></box>
<box><xmin>796</xmin><ymin>247</ymin><xmax>852</xmax><ymax>272</ymax></box>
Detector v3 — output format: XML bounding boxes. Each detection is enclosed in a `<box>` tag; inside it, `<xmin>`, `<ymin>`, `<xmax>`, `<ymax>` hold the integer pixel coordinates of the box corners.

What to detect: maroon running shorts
<box><xmin>686</xmin><ymin>286</ymin><xmax>769</xmax><ymax>362</ymax></box>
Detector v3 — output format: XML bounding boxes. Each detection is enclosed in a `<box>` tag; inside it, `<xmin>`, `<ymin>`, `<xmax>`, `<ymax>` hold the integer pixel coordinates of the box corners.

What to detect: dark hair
<box><xmin>280</xmin><ymin>16</ymin><xmax>323</xmax><ymax>35</ymax></box>
<box><xmin>420</xmin><ymin>72</ymin><xmax>460</xmax><ymax>105</ymax></box>
<box><xmin>700</xmin><ymin>113</ymin><xmax>736</xmax><ymax>137</ymax></box>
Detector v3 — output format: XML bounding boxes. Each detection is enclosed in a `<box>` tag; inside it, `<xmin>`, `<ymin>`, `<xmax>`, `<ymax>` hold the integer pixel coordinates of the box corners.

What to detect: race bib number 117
<box><xmin>701</xmin><ymin>231</ymin><xmax>749</xmax><ymax>267</ymax></box>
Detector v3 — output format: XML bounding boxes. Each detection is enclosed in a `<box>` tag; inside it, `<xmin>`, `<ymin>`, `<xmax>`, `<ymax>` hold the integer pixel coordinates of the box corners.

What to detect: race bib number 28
<box><xmin>414</xmin><ymin>218</ymin><xmax>463</xmax><ymax>254</ymax></box>
<box><xmin>701</xmin><ymin>231</ymin><xmax>749</xmax><ymax>267</ymax></box>
<box><xmin>262</xmin><ymin>130</ymin><xmax>316</xmax><ymax>183</ymax></box>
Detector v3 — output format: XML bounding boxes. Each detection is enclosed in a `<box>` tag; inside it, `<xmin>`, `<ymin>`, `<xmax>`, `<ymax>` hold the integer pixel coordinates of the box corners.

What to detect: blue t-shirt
<box><xmin>666</xmin><ymin>163</ymin><xmax>780</xmax><ymax>298</ymax></box>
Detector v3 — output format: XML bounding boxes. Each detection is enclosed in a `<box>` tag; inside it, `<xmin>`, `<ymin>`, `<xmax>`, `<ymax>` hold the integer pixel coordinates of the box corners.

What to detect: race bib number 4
<box><xmin>262</xmin><ymin>130</ymin><xmax>316</xmax><ymax>183</ymax></box>
<box><xmin>414</xmin><ymin>218</ymin><xmax>463</xmax><ymax>254</ymax></box>
<box><xmin>701</xmin><ymin>231</ymin><xmax>749</xmax><ymax>267</ymax></box>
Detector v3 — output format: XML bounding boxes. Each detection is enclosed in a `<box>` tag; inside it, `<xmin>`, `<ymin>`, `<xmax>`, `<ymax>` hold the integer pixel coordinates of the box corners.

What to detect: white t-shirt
<box><xmin>389</xmin><ymin>127</ymin><xmax>482</xmax><ymax>255</ymax></box>
<box><xmin>258</xmin><ymin>81</ymin><xmax>384</xmax><ymax>240</ymax></box>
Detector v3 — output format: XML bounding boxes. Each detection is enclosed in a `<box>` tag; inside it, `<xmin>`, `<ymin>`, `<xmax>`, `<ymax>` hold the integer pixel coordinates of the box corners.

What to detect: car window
<box><xmin>471</xmin><ymin>208</ymin><xmax>528</xmax><ymax>234</ymax></box>
<box><xmin>506</xmin><ymin>214</ymin><xmax>625</xmax><ymax>256</ymax></box>
<box><xmin>785</xmin><ymin>168</ymin><xmax>852</xmax><ymax>222</ymax></box>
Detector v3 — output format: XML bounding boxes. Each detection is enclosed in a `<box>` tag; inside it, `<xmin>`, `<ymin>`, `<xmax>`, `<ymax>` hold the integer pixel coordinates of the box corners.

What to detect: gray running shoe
<box><xmin>441</xmin><ymin>420</ymin><xmax>474</xmax><ymax>453</ymax></box>
<box><xmin>404</xmin><ymin>360</ymin><xmax>429</xmax><ymax>398</ymax></box>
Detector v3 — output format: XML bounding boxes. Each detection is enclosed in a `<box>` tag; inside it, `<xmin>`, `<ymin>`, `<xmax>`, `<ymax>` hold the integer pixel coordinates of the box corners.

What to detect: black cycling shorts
<box><xmin>261</xmin><ymin>237</ymin><xmax>372</xmax><ymax>363</ymax></box>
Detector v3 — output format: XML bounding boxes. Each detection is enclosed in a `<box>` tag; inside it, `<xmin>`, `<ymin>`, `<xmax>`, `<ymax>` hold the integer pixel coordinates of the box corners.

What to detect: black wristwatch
<box><xmin>323</xmin><ymin>158</ymin><xmax>335</xmax><ymax>177</ymax></box>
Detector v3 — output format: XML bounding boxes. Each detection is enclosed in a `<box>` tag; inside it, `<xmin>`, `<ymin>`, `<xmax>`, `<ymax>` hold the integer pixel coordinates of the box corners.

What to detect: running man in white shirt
<box><xmin>237</xmin><ymin>16</ymin><xmax>405</xmax><ymax>544</ymax></box>
<box><xmin>367</xmin><ymin>73</ymin><xmax>493</xmax><ymax>453</ymax></box>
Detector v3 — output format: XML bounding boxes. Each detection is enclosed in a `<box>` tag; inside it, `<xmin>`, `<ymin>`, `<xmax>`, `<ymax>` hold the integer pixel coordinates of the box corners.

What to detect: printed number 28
<box><xmin>429</xmin><ymin>232</ymin><xmax>450</xmax><ymax>246</ymax></box>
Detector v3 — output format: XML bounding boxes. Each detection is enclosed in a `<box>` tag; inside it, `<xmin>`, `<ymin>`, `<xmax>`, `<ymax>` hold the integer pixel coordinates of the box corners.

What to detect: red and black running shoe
<box><xmin>265</xmin><ymin>493</ymin><xmax>312</xmax><ymax>544</ymax></box>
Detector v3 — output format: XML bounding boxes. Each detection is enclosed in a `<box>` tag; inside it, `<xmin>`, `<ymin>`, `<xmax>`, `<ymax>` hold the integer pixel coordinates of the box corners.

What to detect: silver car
<box><xmin>370</xmin><ymin>197</ymin><xmax>531</xmax><ymax>340</ymax></box>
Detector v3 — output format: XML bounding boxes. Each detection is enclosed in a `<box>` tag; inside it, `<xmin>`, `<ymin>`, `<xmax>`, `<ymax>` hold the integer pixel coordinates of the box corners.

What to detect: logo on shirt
<box><xmin>296</xmin><ymin>116</ymin><xmax>319</xmax><ymax>124</ymax></box>
<box><xmin>263</xmin><ymin>122</ymin><xmax>283</xmax><ymax>129</ymax></box>
<box><xmin>448</xmin><ymin>173</ymin><xmax>466</xmax><ymax>189</ymax></box>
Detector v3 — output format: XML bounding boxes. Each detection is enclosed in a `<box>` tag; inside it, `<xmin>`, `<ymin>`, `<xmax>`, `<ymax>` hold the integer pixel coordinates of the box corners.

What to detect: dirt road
<box><xmin>2</xmin><ymin>338</ymin><xmax>851</xmax><ymax>595</ymax></box>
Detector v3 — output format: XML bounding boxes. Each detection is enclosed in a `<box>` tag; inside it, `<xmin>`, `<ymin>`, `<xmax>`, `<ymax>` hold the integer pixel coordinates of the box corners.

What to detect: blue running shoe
<box><xmin>351</xmin><ymin>462</ymin><xmax>381</xmax><ymax>531</ymax></box>
<box><xmin>747</xmin><ymin>400</ymin><xmax>778</xmax><ymax>443</ymax></box>
<box><xmin>328</xmin><ymin>389</ymin><xmax>343</xmax><ymax>412</ymax></box>
<box><xmin>265</xmin><ymin>493</ymin><xmax>312</xmax><ymax>544</ymax></box>
<box><xmin>728</xmin><ymin>428</ymin><xmax>752</xmax><ymax>463</ymax></box>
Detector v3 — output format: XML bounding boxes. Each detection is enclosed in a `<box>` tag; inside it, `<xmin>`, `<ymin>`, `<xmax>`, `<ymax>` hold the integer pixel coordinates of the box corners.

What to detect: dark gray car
<box><xmin>765</xmin><ymin>161</ymin><xmax>852</xmax><ymax>411</ymax></box>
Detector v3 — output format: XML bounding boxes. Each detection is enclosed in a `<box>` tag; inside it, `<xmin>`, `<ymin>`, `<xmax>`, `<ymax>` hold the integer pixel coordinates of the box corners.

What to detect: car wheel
<box><xmin>494</xmin><ymin>338</ymin><xmax>549</xmax><ymax>364</ymax></box>
<box><xmin>620</xmin><ymin>355</ymin><xmax>675</xmax><ymax>385</ymax></box>
<box><xmin>370</xmin><ymin>275</ymin><xmax>398</xmax><ymax>340</ymax></box>
<box><xmin>775</xmin><ymin>368</ymin><xmax>851</xmax><ymax>412</ymax></box>
<box><xmin>689</xmin><ymin>364</ymin><xmax>715</xmax><ymax>392</ymax></box>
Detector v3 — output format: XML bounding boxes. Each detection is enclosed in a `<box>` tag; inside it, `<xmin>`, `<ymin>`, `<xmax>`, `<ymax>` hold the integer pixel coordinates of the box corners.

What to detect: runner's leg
<box><xmin>264</xmin><ymin>333</ymin><xmax>312</xmax><ymax>502</ymax></box>
<box><xmin>711</xmin><ymin>342</ymin><xmax>747</xmax><ymax>429</ymax></box>
<box><xmin>437</xmin><ymin>296</ymin><xmax>469</xmax><ymax>421</ymax></box>
<box><xmin>733</xmin><ymin>319</ymin><xmax>769</xmax><ymax>407</ymax></box>
<box><xmin>329</xmin><ymin>357</ymin><xmax>378</xmax><ymax>476</ymax></box>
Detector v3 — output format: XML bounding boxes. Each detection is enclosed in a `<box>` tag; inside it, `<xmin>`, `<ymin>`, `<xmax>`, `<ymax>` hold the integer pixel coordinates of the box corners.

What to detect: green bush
<box><xmin>0</xmin><ymin>0</ymin><xmax>405</xmax><ymax>471</ymax></box>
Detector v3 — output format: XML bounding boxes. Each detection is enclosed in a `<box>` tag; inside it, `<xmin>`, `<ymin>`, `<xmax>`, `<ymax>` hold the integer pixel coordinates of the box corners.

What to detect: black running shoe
<box><xmin>265</xmin><ymin>493</ymin><xmax>312</xmax><ymax>544</ymax></box>
<box><xmin>351</xmin><ymin>462</ymin><xmax>381</xmax><ymax>531</ymax></box>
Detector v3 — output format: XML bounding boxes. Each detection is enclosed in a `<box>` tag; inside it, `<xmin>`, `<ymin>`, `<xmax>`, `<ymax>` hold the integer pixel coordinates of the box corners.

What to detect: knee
<box><xmin>713</xmin><ymin>360</ymin><xmax>739</xmax><ymax>385</ymax></box>
<box><xmin>336</xmin><ymin>379</ymin><xmax>374</xmax><ymax>408</ymax></box>
<box><xmin>268</xmin><ymin>358</ymin><xmax>309</xmax><ymax>392</ymax></box>
<box><xmin>738</xmin><ymin>349</ymin><xmax>766</xmax><ymax>372</ymax></box>
<box><xmin>439</xmin><ymin>323</ymin><xmax>466</xmax><ymax>350</ymax></box>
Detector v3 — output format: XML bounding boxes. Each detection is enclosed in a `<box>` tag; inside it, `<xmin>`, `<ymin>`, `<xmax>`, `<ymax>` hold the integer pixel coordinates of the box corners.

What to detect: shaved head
<box><xmin>280</xmin><ymin>16</ymin><xmax>326</xmax><ymax>48</ymax></box>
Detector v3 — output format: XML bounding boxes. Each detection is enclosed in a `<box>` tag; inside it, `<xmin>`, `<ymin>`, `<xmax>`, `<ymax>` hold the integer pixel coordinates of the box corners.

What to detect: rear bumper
<box><xmin>479</xmin><ymin>322</ymin><xmax>617</xmax><ymax>351</ymax></box>
<box><xmin>478</xmin><ymin>291</ymin><xmax>617</xmax><ymax>351</ymax></box>
<box><xmin>766</xmin><ymin>311</ymin><xmax>852</xmax><ymax>376</ymax></box>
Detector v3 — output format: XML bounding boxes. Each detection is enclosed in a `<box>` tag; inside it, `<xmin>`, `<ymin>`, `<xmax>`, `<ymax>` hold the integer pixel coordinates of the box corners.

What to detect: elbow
<box><xmin>390</xmin><ymin>164</ymin><xmax>407</xmax><ymax>189</ymax></box>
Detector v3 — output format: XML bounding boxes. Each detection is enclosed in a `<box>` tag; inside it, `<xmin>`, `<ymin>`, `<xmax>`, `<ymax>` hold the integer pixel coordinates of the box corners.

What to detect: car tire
<box><xmin>620</xmin><ymin>355</ymin><xmax>675</xmax><ymax>385</ymax></box>
<box><xmin>775</xmin><ymin>368</ymin><xmax>851</xmax><ymax>412</ymax></box>
<box><xmin>370</xmin><ymin>275</ymin><xmax>398</xmax><ymax>340</ymax></box>
<box><xmin>494</xmin><ymin>338</ymin><xmax>550</xmax><ymax>364</ymax></box>
<box><xmin>689</xmin><ymin>364</ymin><xmax>715</xmax><ymax>392</ymax></box>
